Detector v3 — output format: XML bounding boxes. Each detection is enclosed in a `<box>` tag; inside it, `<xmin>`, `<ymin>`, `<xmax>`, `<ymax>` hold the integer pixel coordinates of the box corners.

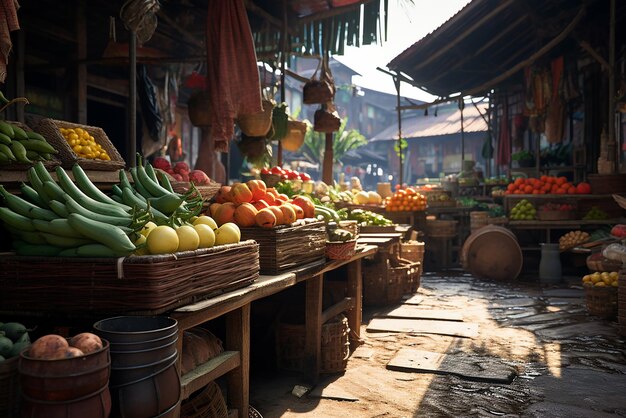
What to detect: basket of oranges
<box><xmin>582</xmin><ymin>271</ymin><xmax>619</xmax><ymax>318</ymax></box>
<box><xmin>35</xmin><ymin>118</ymin><xmax>125</xmax><ymax>171</ymax></box>
<box><xmin>384</xmin><ymin>188</ymin><xmax>427</xmax><ymax>212</ymax></box>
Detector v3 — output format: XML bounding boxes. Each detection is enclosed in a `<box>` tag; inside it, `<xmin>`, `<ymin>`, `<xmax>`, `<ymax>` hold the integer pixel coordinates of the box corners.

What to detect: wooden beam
<box><xmin>157</xmin><ymin>10</ymin><xmax>204</xmax><ymax>49</ymax></box>
<box><xmin>321</xmin><ymin>297</ymin><xmax>354</xmax><ymax>324</ymax></box>
<box><xmin>407</xmin><ymin>0</ymin><xmax>515</xmax><ymax>73</ymax></box>
<box><xmin>87</xmin><ymin>74</ymin><xmax>129</xmax><ymax>97</ymax></box>
<box><xmin>578</xmin><ymin>40</ymin><xmax>611</xmax><ymax>72</ymax></box>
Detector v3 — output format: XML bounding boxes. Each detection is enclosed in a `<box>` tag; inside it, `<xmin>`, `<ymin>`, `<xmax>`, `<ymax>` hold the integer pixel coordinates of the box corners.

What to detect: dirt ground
<box><xmin>247</xmin><ymin>272</ymin><xmax>626</xmax><ymax>418</ymax></box>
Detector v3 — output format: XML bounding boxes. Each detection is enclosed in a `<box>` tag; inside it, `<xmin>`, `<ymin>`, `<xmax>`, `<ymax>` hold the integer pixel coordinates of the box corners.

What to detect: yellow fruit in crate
<box><xmin>610</xmin><ymin>272</ymin><xmax>618</xmax><ymax>281</ymax></box>
<box><xmin>146</xmin><ymin>225</ymin><xmax>179</xmax><ymax>254</ymax></box>
<box><xmin>139</xmin><ymin>221</ymin><xmax>157</xmax><ymax>237</ymax></box>
<box><xmin>176</xmin><ymin>225</ymin><xmax>200</xmax><ymax>252</ymax></box>
<box><xmin>591</xmin><ymin>273</ymin><xmax>602</xmax><ymax>284</ymax></box>
<box><xmin>582</xmin><ymin>275</ymin><xmax>591</xmax><ymax>283</ymax></box>
<box><xmin>595</xmin><ymin>281</ymin><xmax>606</xmax><ymax>287</ymax></box>
<box><xmin>133</xmin><ymin>234</ymin><xmax>149</xmax><ymax>256</ymax></box>
<box><xmin>194</xmin><ymin>224</ymin><xmax>216</xmax><ymax>248</ymax></box>
<box><xmin>612</xmin><ymin>280</ymin><xmax>619</xmax><ymax>287</ymax></box>
<box><xmin>215</xmin><ymin>222</ymin><xmax>241</xmax><ymax>245</ymax></box>
<box><xmin>193</xmin><ymin>215</ymin><xmax>218</xmax><ymax>231</ymax></box>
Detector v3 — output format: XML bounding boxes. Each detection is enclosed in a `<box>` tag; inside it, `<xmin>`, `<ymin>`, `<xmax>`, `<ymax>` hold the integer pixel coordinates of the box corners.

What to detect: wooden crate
<box><xmin>239</xmin><ymin>220</ymin><xmax>326</xmax><ymax>274</ymax></box>
<box><xmin>0</xmin><ymin>241</ymin><xmax>259</xmax><ymax>314</ymax></box>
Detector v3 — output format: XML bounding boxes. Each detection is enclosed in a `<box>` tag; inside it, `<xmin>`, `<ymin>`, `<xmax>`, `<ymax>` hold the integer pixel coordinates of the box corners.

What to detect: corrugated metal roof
<box><xmin>370</xmin><ymin>101</ymin><xmax>488</xmax><ymax>141</ymax></box>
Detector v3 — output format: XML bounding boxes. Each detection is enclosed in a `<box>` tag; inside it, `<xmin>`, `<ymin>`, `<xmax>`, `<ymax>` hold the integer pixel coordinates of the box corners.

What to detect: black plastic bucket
<box><xmin>93</xmin><ymin>316</ymin><xmax>178</xmax><ymax>345</ymax></box>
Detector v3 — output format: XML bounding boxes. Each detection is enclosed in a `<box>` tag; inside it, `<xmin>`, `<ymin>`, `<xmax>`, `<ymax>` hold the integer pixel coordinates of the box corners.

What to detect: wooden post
<box><xmin>394</xmin><ymin>76</ymin><xmax>403</xmax><ymax>186</ymax></box>
<box><xmin>76</xmin><ymin>0</ymin><xmax>87</xmax><ymax>124</ymax></box>
<box><xmin>460</xmin><ymin>98</ymin><xmax>465</xmax><ymax>164</ymax></box>
<box><xmin>608</xmin><ymin>0</ymin><xmax>617</xmax><ymax>170</ymax></box>
<box><xmin>127</xmin><ymin>31</ymin><xmax>137</xmax><ymax>167</ymax></box>
<box><xmin>225</xmin><ymin>305</ymin><xmax>250</xmax><ymax>418</ymax></box>
<box><xmin>276</xmin><ymin>0</ymin><xmax>288</xmax><ymax>167</ymax></box>
<box><xmin>322</xmin><ymin>132</ymin><xmax>333</xmax><ymax>185</ymax></box>
<box><xmin>304</xmin><ymin>274</ymin><xmax>323</xmax><ymax>382</ymax></box>
<box><xmin>346</xmin><ymin>260</ymin><xmax>362</xmax><ymax>351</ymax></box>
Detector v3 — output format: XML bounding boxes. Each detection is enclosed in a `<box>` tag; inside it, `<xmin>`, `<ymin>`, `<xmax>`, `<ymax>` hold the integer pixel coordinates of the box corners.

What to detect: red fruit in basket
<box><xmin>29</xmin><ymin>335</ymin><xmax>69</xmax><ymax>359</ymax></box>
<box><xmin>180</xmin><ymin>171</ymin><xmax>190</xmax><ymax>182</ymax></box>
<box><xmin>69</xmin><ymin>333</ymin><xmax>103</xmax><ymax>354</ymax></box>
<box><xmin>246</xmin><ymin>179</ymin><xmax>267</xmax><ymax>201</ymax></box>
<box><xmin>260</xmin><ymin>167</ymin><xmax>270</xmax><ymax>175</ymax></box>
<box><xmin>270</xmin><ymin>166</ymin><xmax>283</xmax><ymax>175</ymax></box>
<box><xmin>215</xmin><ymin>186</ymin><xmax>232</xmax><ymax>203</ymax></box>
<box><xmin>173</xmin><ymin>161</ymin><xmax>190</xmax><ymax>174</ymax></box>
<box><xmin>576</xmin><ymin>182</ymin><xmax>591</xmax><ymax>194</ymax></box>
<box><xmin>229</xmin><ymin>183</ymin><xmax>253</xmax><ymax>204</ymax></box>
<box><xmin>287</xmin><ymin>171</ymin><xmax>300</xmax><ymax>180</ymax></box>
<box><xmin>172</xmin><ymin>174</ymin><xmax>183</xmax><ymax>182</ymax></box>
<box><xmin>190</xmin><ymin>170</ymin><xmax>210</xmax><ymax>185</ymax></box>
<box><xmin>611</xmin><ymin>224</ymin><xmax>626</xmax><ymax>238</ymax></box>
<box><xmin>299</xmin><ymin>172</ymin><xmax>312</xmax><ymax>181</ymax></box>
<box><xmin>276</xmin><ymin>193</ymin><xmax>289</xmax><ymax>202</ymax></box>
<box><xmin>233</xmin><ymin>203</ymin><xmax>258</xmax><ymax>227</ymax></box>
<box><xmin>153</xmin><ymin>157</ymin><xmax>171</xmax><ymax>171</ymax></box>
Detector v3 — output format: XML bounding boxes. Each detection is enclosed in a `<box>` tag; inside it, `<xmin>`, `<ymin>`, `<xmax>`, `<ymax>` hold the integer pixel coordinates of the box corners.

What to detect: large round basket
<box><xmin>326</xmin><ymin>240</ymin><xmax>357</xmax><ymax>260</ymax></box>
<box><xmin>584</xmin><ymin>285</ymin><xmax>618</xmax><ymax>319</ymax></box>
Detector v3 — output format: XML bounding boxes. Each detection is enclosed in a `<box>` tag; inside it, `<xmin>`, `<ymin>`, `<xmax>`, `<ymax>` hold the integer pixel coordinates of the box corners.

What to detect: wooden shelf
<box><xmin>180</xmin><ymin>351</ymin><xmax>240</xmax><ymax>399</ymax></box>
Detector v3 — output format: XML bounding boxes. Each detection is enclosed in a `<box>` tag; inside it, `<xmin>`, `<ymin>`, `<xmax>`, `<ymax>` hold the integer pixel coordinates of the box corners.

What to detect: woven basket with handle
<box><xmin>237</xmin><ymin>99</ymin><xmax>273</xmax><ymax>137</ymax></box>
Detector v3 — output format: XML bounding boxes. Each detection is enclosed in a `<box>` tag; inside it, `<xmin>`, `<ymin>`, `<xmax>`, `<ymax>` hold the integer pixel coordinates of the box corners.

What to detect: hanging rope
<box><xmin>120</xmin><ymin>0</ymin><xmax>160</xmax><ymax>44</ymax></box>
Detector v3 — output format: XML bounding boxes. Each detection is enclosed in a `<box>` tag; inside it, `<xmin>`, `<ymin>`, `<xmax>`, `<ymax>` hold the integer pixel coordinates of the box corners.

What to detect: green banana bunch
<box><xmin>0</xmin><ymin>161</ymin><xmax>147</xmax><ymax>257</ymax></box>
<box><xmin>0</xmin><ymin>120</ymin><xmax>58</xmax><ymax>165</ymax></box>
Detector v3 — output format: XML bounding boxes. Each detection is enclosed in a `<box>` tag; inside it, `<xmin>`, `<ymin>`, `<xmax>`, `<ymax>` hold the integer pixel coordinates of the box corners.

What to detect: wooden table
<box><xmin>169</xmin><ymin>244</ymin><xmax>377</xmax><ymax>415</ymax></box>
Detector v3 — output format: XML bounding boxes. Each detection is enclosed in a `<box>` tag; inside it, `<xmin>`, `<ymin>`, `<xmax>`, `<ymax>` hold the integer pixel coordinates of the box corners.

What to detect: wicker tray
<box><xmin>0</xmin><ymin>241</ymin><xmax>259</xmax><ymax>315</ymax></box>
<box><xmin>584</xmin><ymin>285</ymin><xmax>618</xmax><ymax>319</ymax></box>
<box><xmin>0</xmin><ymin>121</ymin><xmax>61</xmax><ymax>171</ymax></box>
<box><xmin>171</xmin><ymin>181</ymin><xmax>221</xmax><ymax>201</ymax></box>
<box><xmin>239</xmin><ymin>220</ymin><xmax>326</xmax><ymax>275</ymax></box>
<box><xmin>35</xmin><ymin>118</ymin><xmax>125</xmax><ymax>171</ymax></box>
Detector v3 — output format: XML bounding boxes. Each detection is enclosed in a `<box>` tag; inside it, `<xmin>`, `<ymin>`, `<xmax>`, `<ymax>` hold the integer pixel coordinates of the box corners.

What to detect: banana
<box><xmin>0</xmin><ymin>132</ymin><xmax>11</xmax><ymax>145</ymax></box>
<box><xmin>0</xmin><ymin>185</ymin><xmax>57</xmax><ymax>221</ymax></box>
<box><xmin>40</xmin><ymin>233</ymin><xmax>92</xmax><ymax>248</ymax></box>
<box><xmin>137</xmin><ymin>163</ymin><xmax>172</xmax><ymax>197</ymax></box>
<box><xmin>72</xmin><ymin>163</ymin><xmax>129</xmax><ymax>208</ymax></box>
<box><xmin>42</xmin><ymin>180</ymin><xmax>66</xmax><ymax>202</ymax></box>
<box><xmin>147</xmin><ymin>194</ymin><xmax>184</xmax><ymax>214</ymax></box>
<box><xmin>0</xmin><ymin>207</ymin><xmax>36</xmax><ymax>232</ymax></box>
<box><xmin>19</xmin><ymin>184</ymin><xmax>47</xmax><ymax>208</ymax></box>
<box><xmin>0</xmin><ymin>152</ymin><xmax>9</xmax><ymax>163</ymax></box>
<box><xmin>11</xmin><ymin>125</ymin><xmax>28</xmax><ymax>141</ymax></box>
<box><xmin>33</xmin><ymin>218</ymin><xmax>85</xmax><ymax>238</ymax></box>
<box><xmin>10</xmin><ymin>141</ymin><xmax>32</xmax><ymax>163</ymax></box>
<box><xmin>55</xmin><ymin>167</ymin><xmax>130</xmax><ymax>218</ymax></box>
<box><xmin>144</xmin><ymin>162</ymin><xmax>159</xmax><ymax>183</ymax></box>
<box><xmin>67</xmin><ymin>213</ymin><xmax>135</xmax><ymax>254</ymax></box>
<box><xmin>63</xmin><ymin>194</ymin><xmax>133</xmax><ymax>227</ymax></box>
<box><xmin>26</xmin><ymin>131</ymin><xmax>47</xmax><ymax>141</ymax></box>
<box><xmin>111</xmin><ymin>184</ymin><xmax>123</xmax><ymax>197</ymax></box>
<box><xmin>156</xmin><ymin>169</ymin><xmax>175</xmax><ymax>193</ymax></box>
<box><xmin>118</xmin><ymin>169</ymin><xmax>133</xmax><ymax>190</ymax></box>
<box><xmin>33</xmin><ymin>161</ymin><xmax>56</xmax><ymax>184</ymax></box>
<box><xmin>12</xmin><ymin>240</ymin><xmax>63</xmax><ymax>257</ymax></box>
<box><xmin>0</xmin><ymin>143</ymin><xmax>16</xmax><ymax>160</ymax></box>
<box><xmin>27</xmin><ymin>167</ymin><xmax>52</xmax><ymax>204</ymax></box>
<box><xmin>17</xmin><ymin>139</ymin><xmax>57</xmax><ymax>154</ymax></box>
<box><xmin>62</xmin><ymin>243</ymin><xmax>127</xmax><ymax>258</ymax></box>
<box><xmin>0</xmin><ymin>120</ymin><xmax>15</xmax><ymax>138</ymax></box>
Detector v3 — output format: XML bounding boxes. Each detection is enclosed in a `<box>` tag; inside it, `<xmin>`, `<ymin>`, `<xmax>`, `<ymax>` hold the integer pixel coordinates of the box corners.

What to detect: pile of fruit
<box><xmin>539</xmin><ymin>202</ymin><xmax>574</xmax><ymax>212</ymax></box>
<box><xmin>384</xmin><ymin>188</ymin><xmax>427</xmax><ymax>212</ymax></box>
<box><xmin>0</xmin><ymin>322</ymin><xmax>31</xmax><ymax>362</ymax></box>
<box><xmin>337</xmin><ymin>208</ymin><xmax>393</xmax><ymax>227</ymax></box>
<box><xmin>26</xmin><ymin>332</ymin><xmax>103</xmax><ymax>360</ymax></box>
<box><xmin>352</xmin><ymin>190</ymin><xmax>383</xmax><ymax>205</ymax></box>
<box><xmin>152</xmin><ymin>157</ymin><xmax>211</xmax><ymax>185</ymax></box>
<box><xmin>582</xmin><ymin>271</ymin><xmax>619</xmax><ymax>288</ymax></box>
<box><xmin>60</xmin><ymin>127</ymin><xmax>111</xmax><ymax>161</ymax></box>
<box><xmin>261</xmin><ymin>166</ymin><xmax>312</xmax><ymax>182</ymax></box>
<box><xmin>210</xmin><ymin>180</ymin><xmax>317</xmax><ymax>229</ymax></box>
<box><xmin>509</xmin><ymin>199</ymin><xmax>537</xmax><ymax>220</ymax></box>
<box><xmin>505</xmin><ymin>176</ymin><xmax>591</xmax><ymax>195</ymax></box>
<box><xmin>559</xmin><ymin>230</ymin><xmax>590</xmax><ymax>250</ymax></box>
<box><xmin>611</xmin><ymin>224</ymin><xmax>626</xmax><ymax>239</ymax></box>
<box><xmin>0</xmin><ymin>121</ymin><xmax>59</xmax><ymax>164</ymax></box>
<box><xmin>582</xmin><ymin>206</ymin><xmax>609</xmax><ymax>220</ymax></box>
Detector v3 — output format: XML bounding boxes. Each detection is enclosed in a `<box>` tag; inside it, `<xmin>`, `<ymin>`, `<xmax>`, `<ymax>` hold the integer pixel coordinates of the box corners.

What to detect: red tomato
<box><xmin>261</xmin><ymin>167</ymin><xmax>270</xmax><ymax>175</ymax></box>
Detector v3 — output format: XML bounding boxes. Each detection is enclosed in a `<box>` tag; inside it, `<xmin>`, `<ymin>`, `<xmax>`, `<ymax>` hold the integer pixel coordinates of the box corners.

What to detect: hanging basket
<box><xmin>238</xmin><ymin>99</ymin><xmax>274</xmax><ymax>137</ymax></box>
<box><xmin>187</xmin><ymin>90</ymin><xmax>212</xmax><ymax>127</ymax></box>
<box><xmin>280</xmin><ymin>120</ymin><xmax>307</xmax><ymax>152</ymax></box>
<box><xmin>314</xmin><ymin>108</ymin><xmax>341</xmax><ymax>133</ymax></box>
<box><xmin>303</xmin><ymin>79</ymin><xmax>334</xmax><ymax>105</ymax></box>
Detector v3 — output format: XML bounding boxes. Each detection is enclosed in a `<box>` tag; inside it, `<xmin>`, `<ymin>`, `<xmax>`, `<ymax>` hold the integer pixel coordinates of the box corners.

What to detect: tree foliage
<box><xmin>301</xmin><ymin>117</ymin><xmax>367</xmax><ymax>166</ymax></box>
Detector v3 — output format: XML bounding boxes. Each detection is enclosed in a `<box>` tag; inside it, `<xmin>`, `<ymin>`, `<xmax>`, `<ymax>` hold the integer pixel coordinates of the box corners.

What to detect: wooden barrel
<box><xmin>461</xmin><ymin>225</ymin><xmax>522</xmax><ymax>281</ymax></box>
<box><xmin>470</xmin><ymin>211</ymin><xmax>488</xmax><ymax>232</ymax></box>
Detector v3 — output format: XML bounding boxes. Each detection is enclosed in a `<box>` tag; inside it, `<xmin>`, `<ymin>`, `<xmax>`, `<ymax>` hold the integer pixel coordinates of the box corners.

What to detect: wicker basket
<box><xmin>35</xmin><ymin>118</ymin><xmax>125</xmax><ymax>170</ymax></box>
<box><xmin>313</xmin><ymin>108</ymin><xmax>341</xmax><ymax>133</ymax></box>
<box><xmin>170</xmin><ymin>181</ymin><xmax>221</xmax><ymax>201</ymax></box>
<box><xmin>363</xmin><ymin>257</ymin><xmax>406</xmax><ymax>306</ymax></box>
<box><xmin>487</xmin><ymin>216</ymin><xmax>509</xmax><ymax>226</ymax></box>
<box><xmin>276</xmin><ymin>315</ymin><xmax>350</xmax><ymax>374</ymax></box>
<box><xmin>0</xmin><ymin>356</ymin><xmax>19</xmax><ymax>418</ymax></box>
<box><xmin>303</xmin><ymin>79</ymin><xmax>334</xmax><ymax>105</ymax></box>
<box><xmin>260</xmin><ymin>173</ymin><xmax>281</xmax><ymax>188</ymax></box>
<box><xmin>187</xmin><ymin>90</ymin><xmax>212</xmax><ymax>127</ymax></box>
<box><xmin>425</xmin><ymin>219</ymin><xmax>458</xmax><ymax>238</ymax></box>
<box><xmin>237</xmin><ymin>100</ymin><xmax>273</xmax><ymax>137</ymax></box>
<box><xmin>180</xmin><ymin>381</ymin><xmax>227</xmax><ymax>418</ymax></box>
<box><xmin>338</xmin><ymin>220</ymin><xmax>359</xmax><ymax>239</ymax></box>
<box><xmin>280</xmin><ymin>120</ymin><xmax>307</xmax><ymax>152</ymax></box>
<box><xmin>326</xmin><ymin>240</ymin><xmax>357</xmax><ymax>260</ymax></box>
<box><xmin>586</xmin><ymin>254</ymin><xmax>623</xmax><ymax>272</ymax></box>
<box><xmin>584</xmin><ymin>285</ymin><xmax>618</xmax><ymax>319</ymax></box>
<box><xmin>0</xmin><ymin>121</ymin><xmax>61</xmax><ymax>171</ymax></box>
<box><xmin>388</xmin><ymin>264</ymin><xmax>408</xmax><ymax>303</ymax></box>
<box><xmin>400</xmin><ymin>241</ymin><xmax>425</xmax><ymax>264</ymax></box>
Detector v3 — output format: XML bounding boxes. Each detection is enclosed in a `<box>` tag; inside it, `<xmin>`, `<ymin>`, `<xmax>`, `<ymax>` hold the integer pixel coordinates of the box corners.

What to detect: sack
<box><xmin>303</xmin><ymin>58</ymin><xmax>335</xmax><ymax>105</ymax></box>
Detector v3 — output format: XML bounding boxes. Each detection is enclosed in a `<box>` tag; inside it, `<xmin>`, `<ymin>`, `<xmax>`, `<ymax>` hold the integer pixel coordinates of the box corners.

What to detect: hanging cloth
<box><xmin>544</xmin><ymin>56</ymin><xmax>565</xmax><ymax>144</ymax></box>
<box><xmin>0</xmin><ymin>0</ymin><xmax>20</xmax><ymax>83</ymax></box>
<box><xmin>205</xmin><ymin>0</ymin><xmax>262</xmax><ymax>152</ymax></box>
<box><xmin>496</xmin><ymin>100</ymin><xmax>510</xmax><ymax>166</ymax></box>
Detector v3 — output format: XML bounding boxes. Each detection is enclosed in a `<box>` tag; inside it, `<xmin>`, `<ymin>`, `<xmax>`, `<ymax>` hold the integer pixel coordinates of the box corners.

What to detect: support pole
<box><xmin>323</xmin><ymin>132</ymin><xmax>333</xmax><ymax>185</ymax></box>
<box><xmin>460</xmin><ymin>98</ymin><xmax>465</xmax><ymax>164</ymax></box>
<box><xmin>277</xmin><ymin>0</ymin><xmax>287</xmax><ymax>167</ymax></box>
<box><xmin>128</xmin><ymin>31</ymin><xmax>137</xmax><ymax>167</ymax></box>
<box><xmin>394</xmin><ymin>75</ymin><xmax>403</xmax><ymax>186</ymax></box>
<box><xmin>608</xmin><ymin>0</ymin><xmax>616</xmax><ymax>170</ymax></box>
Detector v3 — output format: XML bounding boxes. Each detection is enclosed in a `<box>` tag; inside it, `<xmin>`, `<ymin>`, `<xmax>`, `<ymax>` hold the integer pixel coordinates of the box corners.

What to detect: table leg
<box><xmin>304</xmin><ymin>274</ymin><xmax>323</xmax><ymax>382</ymax></box>
<box><xmin>346</xmin><ymin>259</ymin><xmax>363</xmax><ymax>351</ymax></box>
<box><xmin>225</xmin><ymin>304</ymin><xmax>250</xmax><ymax>418</ymax></box>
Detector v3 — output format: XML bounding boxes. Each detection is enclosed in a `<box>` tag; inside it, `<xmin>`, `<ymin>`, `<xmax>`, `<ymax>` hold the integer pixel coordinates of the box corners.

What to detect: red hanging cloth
<box><xmin>205</xmin><ymin>0</ymin><xmax>262</xmax><ymax>152</ymax></box>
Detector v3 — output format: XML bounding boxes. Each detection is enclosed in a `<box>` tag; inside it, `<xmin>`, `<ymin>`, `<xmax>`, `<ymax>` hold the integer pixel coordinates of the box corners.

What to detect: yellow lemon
<box><xmin>194</xmin><ymin>224</ymin><xmax>216</xmax><ymax>248</ymax></box>
<box><xmin>176</xmin><ymin>225</ymin><xmax>200</xmax><ymax>251</ymax></box>
<box><xmin>610</xmin><ymin>272</ymin><xmax>618</xmax><ymax>280</ymax></box>
<box><xmin>146</xmin><ymin>225</ymin><xmax>179</xmax><ymax>254</ymax></box>
<box><xmin>591</xmin><ymin>274</ymin><xmax>602</xmax><ymax>284</ymax></box>
<box><xmin>611</xmin><ymin>281</ymin><xmax>619</xmax><ymax>287</ymax></box>
<box><xmin>215</xmin><ymin>222</ymin><xmax>241</xmax><ymax>245</ymax></box>
<box><xmin>595</xmin><ymin>281</ymin><xmax>606</xmax><ymax>287</ymax></box>
<box><xmin>133</xmin><ymin>234</ymin><xmax>149</xmax><ymax>255</ymax></box>
<box><xmin>139</xmin><ymin>221</ymin><xmax>157</xmax><ymax>237</ymax></box>
<box><xmin>193</xmin><ymin>215</ymin><xmax>218</xmax><ymax>231</ymax></box>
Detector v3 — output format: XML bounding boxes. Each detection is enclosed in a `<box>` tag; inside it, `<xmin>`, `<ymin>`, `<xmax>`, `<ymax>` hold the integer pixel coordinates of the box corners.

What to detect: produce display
<box><xmin>539</xmin><ymin>202</ymin><xmax>574</xmax><ymax>212</ymax></box>
<box><xmin>152</xmin><ymin>157</ymin><xmax>211</xmax><ymax>185</ymax></box>
<box><xmin>60</xmin><ymin>127</ymin><xmax>110</xmax><ymax>161</ymax></box>
<box><xmin>261</xmin><ymin>165</ymin><xmax>312</xmax><ymax>182</ymax></box>
<box><xmin>559</xmin><ymin>230</ymin><xmax>590</xmax><ymax>250</ymax></box>
<box><xmin>337</xmin><ymin>208</ymin><xmax>393</xmax><ymax>227</ymax></box>
<box><xmin>505</xmin><ymin>176</ymin><xmax>591</xmax><ymax>195</ymax></box>
<box><xmin>0</xmin><ymin>321</ymin><xmax>32</xmax><ymax>362</ymax></box>
<box><xmin>27</xmin><ymin>332</ymin><xmax>103</xmax><ymax>360</ymax></box>
<box><xmin>384</xmin><ymin>188</ymin><xmax>427</xmax><ymax>212</ymax></box>
<box><xmin>582</xmin><ymin>271</ymin><xmax>619</xmax><ymax>288</ymax></box>
<box><xmin>0</xmin><ymin>120</ymin><xmax>59</xmax><ymax>164</ymax></box>
<box><xmin>582</xmin><ymin>206</ymin><xmax>609</xmax><ymax>220</ymax></box>
<box><xmin>509</xmin><ymin>199</ymin><xmax>537</xmax><ymax>220</ymax></box>
<box><xmin>611</xmin><ymin>224</ymin><xmax>626</xmax><ymax>239</ymax></box>
<box><xmin>209</xmin><ymin>179</ymin><xmax>315</xmax><ymax>229</ymax></box>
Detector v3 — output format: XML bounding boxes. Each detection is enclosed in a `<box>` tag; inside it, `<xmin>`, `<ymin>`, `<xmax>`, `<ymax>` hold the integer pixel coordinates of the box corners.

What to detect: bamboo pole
<box><xmin>608</xmin><ymin>0</ymin><xmax>616</xmax><ymax>171</ymax></box>
<box><xmin>128</xmin><ymin>31</ymin><xmax>137</xmax><ymax>167</ymax></box>
<box><xmin>394</xmin><ymin>75</ymin><xmax>403</xmax><ymax>186</ymax></box>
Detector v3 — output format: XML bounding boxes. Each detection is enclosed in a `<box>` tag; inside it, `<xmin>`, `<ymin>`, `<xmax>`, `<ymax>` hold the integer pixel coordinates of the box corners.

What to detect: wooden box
<box><xmin>239</xmin><ymin>220</ymin><xmax>326</xmax><ymax>274</ymax></box>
